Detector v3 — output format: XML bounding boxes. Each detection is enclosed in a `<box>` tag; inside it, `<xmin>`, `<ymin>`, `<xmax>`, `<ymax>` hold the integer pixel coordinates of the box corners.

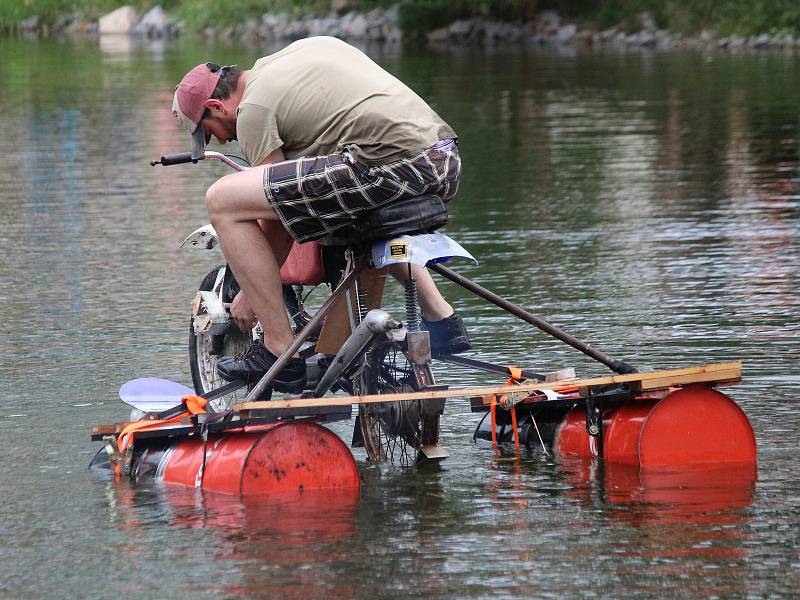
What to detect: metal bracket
<box><xmin>103</xmin><ymin>435</ymin><xmax>132</xmax><ymax>477</ymax></box>
<box><xmin>405</xmin><ymin>330</ymin><xmax>431</xmax><ymax>365</ymax></box>
<box><xmin>586</xmin><ymin>393</ymin><xmax>604</xmax><ymax>459</ymax></box>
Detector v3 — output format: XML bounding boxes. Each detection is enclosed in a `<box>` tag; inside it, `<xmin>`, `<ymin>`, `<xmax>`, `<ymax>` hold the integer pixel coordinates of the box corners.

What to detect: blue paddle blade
<box><xmin>119</xmin><ymin>377</ymin><xmax>195</xmax><ymax>412</ymax></box>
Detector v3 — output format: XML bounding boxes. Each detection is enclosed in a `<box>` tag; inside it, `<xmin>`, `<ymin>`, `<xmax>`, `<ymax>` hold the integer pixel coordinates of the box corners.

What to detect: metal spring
<box><xmin>404</xmin><ymin>277</ymin><xmax>420</xmax><ymax>331</ymax></box>
<box><xmin>293</xmin><ymin>285</ymin><xmax>304</xmax><ymax>307</ymax></box>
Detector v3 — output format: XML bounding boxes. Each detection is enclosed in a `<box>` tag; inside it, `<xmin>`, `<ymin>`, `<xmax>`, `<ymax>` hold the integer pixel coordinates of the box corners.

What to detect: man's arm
<box><xmin>258</xmin><ymin>147</ymin><xmax>285</xmax><ymax>166</ymax></box>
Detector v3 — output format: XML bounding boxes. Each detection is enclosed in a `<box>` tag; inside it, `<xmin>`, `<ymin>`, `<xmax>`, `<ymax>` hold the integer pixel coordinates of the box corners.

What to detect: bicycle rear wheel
<box><xmin>357</xmin><ymin>339</ymin><xmax>439</xmax><ymax>466</ymax></box>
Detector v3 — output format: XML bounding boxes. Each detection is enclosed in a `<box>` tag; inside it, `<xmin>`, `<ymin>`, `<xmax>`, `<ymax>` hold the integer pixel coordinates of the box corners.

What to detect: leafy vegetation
<box><xmin>0</xmin><ymin>0</ymin><xmax>165</xmax><ymax>29</ymax></box>
<box><xmin>3</xmin><ymin>0</ymin><xmax>800</xmax><ymax>37</ymax></box>
<box><xmin>175</xmin><ymin>0</ymin><xmax>326</xmax><ymax>30</ymax></box>
<box><xmin>589</xmin><ymin>0</ymin><xmax>800</xmax><ymax>36</ymax></box>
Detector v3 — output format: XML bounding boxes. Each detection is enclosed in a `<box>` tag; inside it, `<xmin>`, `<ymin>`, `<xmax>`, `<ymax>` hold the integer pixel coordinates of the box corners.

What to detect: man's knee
<box><xmin>205</xmin><ymin>169</ymin><xmax>277</xmax><ymax>226</ymax></box>
<box><xmin>205</xmin><ymin>176</ymin><xmax>233</xmax><ymax>224</ymax></box>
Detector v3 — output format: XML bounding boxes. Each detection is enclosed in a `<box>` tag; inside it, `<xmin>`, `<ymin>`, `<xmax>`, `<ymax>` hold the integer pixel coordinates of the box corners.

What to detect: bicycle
<box><xmin>95</xmin><ymin>150</ymin><xmax>751</xmax><ymax>483</ymax></box>
<box><xmin>154</xmin><ymin>149</ymin><xmax>476</xmax><ymax>466</ymax></box>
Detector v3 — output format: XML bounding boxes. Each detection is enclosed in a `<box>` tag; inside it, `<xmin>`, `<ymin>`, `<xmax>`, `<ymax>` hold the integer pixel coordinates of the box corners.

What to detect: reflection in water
<box><xmin>491</xmin><ymin>452</ymin><xmax>755</xmax><ymax>535</ymax></box>
<box><xmin>108</xmin><ymin>482</ymin><xmax>360</xmax><ymax>597</ymax></box>
<box><xmin>603</xmin><ymin>463</ymin><xmax>756</xmax><ymax>517</ymax></box>
<box><xmin>99</xmin><ymin>34</ymin><xmax>134</xmax><ymax>56</ymax></box>
<box><xmin>599</xmin><ymin>463</ymin><xmax>757</xmax><ymax>597</ymax></box>
<box><xmin>482</xmin><ymin>453</ymin><xmax>757</xmax><ymax>596</ymax></box>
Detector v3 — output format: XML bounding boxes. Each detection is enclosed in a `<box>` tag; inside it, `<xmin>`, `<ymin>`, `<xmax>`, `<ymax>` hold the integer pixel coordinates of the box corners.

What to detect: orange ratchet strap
<box><xmin>490</xmin><ymin>366</ymin><xmax>525</xmax><ymax>452</ymax></box>
<box><xmin>112</xmin><ymin>395</ymin><xmax>208</xmax><ymax>477</ymax></box>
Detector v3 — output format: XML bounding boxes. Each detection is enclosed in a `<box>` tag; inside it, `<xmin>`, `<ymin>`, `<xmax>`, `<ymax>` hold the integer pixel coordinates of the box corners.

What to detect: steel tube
<box><xmin>313</xmin><ymin>309</ymin><xmax>401</xmax><ymax>397</ymax></box>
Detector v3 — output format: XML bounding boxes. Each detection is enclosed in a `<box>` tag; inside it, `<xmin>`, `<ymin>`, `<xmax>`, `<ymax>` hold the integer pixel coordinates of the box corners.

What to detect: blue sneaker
<box><xmin>421</xmin><ymin>314</ymin><xmax>471</xmax><ymax>356</ymax></box>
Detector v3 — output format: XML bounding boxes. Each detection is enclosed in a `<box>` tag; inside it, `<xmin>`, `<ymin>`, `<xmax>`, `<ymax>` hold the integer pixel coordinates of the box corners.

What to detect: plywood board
<box><xmin>314</xmin><ymin>269</ymin><xmax>387</xmax><ymax>355</ymax></box>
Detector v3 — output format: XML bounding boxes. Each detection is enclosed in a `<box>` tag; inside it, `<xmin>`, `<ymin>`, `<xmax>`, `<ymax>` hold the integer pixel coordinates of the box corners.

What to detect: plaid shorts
<box><xmin>262</xmin><ymin>139</ymin><xmax>461</xmax><ymax>242</ymax></box>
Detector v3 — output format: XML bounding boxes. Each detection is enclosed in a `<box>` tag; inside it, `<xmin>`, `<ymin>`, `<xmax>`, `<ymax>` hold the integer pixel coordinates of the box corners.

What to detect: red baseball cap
<box><xmin>172</xmin><ymin>63</ymin><xmax>223</xmax><ymax>159</ymax></box>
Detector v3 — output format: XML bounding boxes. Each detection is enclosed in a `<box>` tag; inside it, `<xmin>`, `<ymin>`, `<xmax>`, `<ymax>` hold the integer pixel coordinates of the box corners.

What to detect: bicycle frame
<box><xmin>160</xmin><ymin>149</ymin><xmax>473</xmax><ymax>404</ymax></box>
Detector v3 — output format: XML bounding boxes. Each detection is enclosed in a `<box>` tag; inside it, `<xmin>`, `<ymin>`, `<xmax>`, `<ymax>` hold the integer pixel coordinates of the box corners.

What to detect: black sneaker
<box><xmin>216</xmin><ymin>342</ymin><xmax>306</xmax><ymax>393</ymax></box>
<box><xmin>421</xmin><ymin>314</ymin><xmax>471</xmax><ymax>356</ymax></box>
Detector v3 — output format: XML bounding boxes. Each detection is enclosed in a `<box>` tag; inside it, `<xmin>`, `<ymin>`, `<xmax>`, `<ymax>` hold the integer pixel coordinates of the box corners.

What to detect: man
<box><xmin>172</xmin><ymin>36</ymin><xmax>469</xmax><ymax>393</ymax></box>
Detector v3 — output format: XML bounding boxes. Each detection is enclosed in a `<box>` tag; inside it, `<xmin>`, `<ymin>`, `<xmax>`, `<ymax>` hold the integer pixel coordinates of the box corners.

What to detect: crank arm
<box><xmin>203</xmin><ymin>380</ymin><xmax>247</xmax><ymax>402</ymax></box>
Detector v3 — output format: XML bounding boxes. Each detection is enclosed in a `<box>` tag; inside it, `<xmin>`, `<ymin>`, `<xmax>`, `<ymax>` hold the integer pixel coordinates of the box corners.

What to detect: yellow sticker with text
<box><xmin>389</xmin><ymin>242</ymin><xmax>408</xmax><ymax>259</ymax></box>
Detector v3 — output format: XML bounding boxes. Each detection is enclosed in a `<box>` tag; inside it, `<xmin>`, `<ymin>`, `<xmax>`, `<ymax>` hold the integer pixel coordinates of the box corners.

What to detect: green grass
<box><xmin>585</xmin><ymin>0</ymin><xmax>800</xmax><ymax>36</ymax></box>
<box><xmin>176</xmin><ymin>0</ymin><xmax>329</xmax><ymax>30</ymax></box>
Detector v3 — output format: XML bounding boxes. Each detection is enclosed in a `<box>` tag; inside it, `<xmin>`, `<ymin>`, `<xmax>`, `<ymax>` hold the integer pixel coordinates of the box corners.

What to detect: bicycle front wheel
<box><xmin>189</xmin><ymin>266</ymin><xmax>251</xmax><ymax>412</ymax></box>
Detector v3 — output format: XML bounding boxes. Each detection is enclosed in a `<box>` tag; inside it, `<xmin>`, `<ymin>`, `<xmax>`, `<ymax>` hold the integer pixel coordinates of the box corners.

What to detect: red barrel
<box><xmin>155</xmin><ymin>421</ymin><xmax>360</xmax><ymax>496</ymax></box>
<box><xmin>555</xmin><ymin>386</ymin><xmax>756</xmax><ymax>468</ymax></box>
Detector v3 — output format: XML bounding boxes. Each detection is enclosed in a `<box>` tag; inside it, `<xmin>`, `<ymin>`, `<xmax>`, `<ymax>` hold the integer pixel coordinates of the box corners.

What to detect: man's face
<box><xmin>202</xmin><ymin>112</ymin><xmax>237</xmax><ymax>146</ymax></box>
<box><xmin>200</xmin><ymin>97</ymin><xmax>238</xmax><ymax>146</ymax></box>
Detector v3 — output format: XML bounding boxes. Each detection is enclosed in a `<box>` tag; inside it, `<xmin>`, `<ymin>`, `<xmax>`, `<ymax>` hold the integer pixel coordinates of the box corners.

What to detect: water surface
<box><xmin>0</xmin><ymin>36</ymin><xmax>798</xmax><ymax>597</ymax></box>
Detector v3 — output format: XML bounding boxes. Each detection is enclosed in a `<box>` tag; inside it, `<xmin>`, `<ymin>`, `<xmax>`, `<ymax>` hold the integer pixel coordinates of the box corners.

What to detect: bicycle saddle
<box><xmin>320</xmin><ymin>194</ymin><xmax>449</xmax><ymax>246</ymax></box>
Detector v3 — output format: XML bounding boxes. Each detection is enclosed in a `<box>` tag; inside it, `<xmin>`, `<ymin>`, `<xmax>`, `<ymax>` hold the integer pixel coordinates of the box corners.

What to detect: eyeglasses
<box><xmin>206</xmin><ymin>63</ymin><xmax>237</xmax><ymax>75</ymax></box>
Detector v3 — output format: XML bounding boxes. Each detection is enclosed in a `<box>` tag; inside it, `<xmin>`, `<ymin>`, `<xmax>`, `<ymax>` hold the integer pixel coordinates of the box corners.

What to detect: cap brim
<box><xmin>191</xmin><ymin>125</ymin><xmax>206</xmax><ymax>160</ymax></box>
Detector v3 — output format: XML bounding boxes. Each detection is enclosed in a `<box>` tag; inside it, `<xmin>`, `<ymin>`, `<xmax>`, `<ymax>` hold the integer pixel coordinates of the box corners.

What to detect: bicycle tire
<box><xmin>189</xmin><ymin>266</ymin><xmax>251</xmax><ymax>412</ymax></box>
<box><xmin>357</xmin><ymin>338</ymin><xmax>439</xmax><ymax>466</ymax></box>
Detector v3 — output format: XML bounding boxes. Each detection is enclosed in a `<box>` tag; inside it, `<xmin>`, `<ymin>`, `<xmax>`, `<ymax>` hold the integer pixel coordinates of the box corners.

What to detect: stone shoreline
<box><xmin>15</xmin><ymin>5</ymin><xmax>800</xmax><ymax>51</ymax></box>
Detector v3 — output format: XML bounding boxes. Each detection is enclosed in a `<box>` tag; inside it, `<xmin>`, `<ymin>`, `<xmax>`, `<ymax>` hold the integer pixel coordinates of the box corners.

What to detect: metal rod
<box><xmin>244</xmin><ymin>259</ymin><xmax>368</xmax><ymax>402</ymax></box>
<box><xmin>203</xmin><ymin>150</ymin><xmax>249</xmax><ymax>172</ymax></box>
<box><xmin>436</xmin><ymin>354</ymin><xmax>545</xmax><ymax>381</ymax></box>
<box><xmin>429</xmin><ymin>264</ymin><xmax>638</xmax><ymax>375</ymax></box>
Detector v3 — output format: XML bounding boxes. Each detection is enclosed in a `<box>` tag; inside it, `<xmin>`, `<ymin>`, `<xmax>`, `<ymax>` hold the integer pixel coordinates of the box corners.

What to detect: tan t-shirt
<box><xmin>237</xmin><ymin>36</ymin><xmax>456</xmax><ymax>166</ymax></box>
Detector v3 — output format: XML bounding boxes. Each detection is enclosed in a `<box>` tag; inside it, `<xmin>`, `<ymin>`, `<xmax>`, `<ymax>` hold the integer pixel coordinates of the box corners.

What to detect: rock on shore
<box><xmin>98</xmin><ymin>6</ymin><xmax>138</xmax><ymax>34</ymax></box>
<box><xmin>17</xmin><ymin>4</ymin><xmax>800</xmax><ymax>51</ymax></box>
<box><xmin>19</xmin><ymin>4</ymin><xmax>176</xmax><ymax>38</ymax></box>
<box><xmin>203</xmin><ymin>7</ymin><xmax>402</xmax><ymax>43</ymax></box>
<box><xmin>425</xmin><ymin>10</ymin><xmax>800</xmax><ymax>50</ymax></box>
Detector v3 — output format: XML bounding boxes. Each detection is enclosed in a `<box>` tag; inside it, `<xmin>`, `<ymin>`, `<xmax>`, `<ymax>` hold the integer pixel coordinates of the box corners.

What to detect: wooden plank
<box><xmin>91</xmin><ymin>424</ymin><xmax>122</xmax><ymax>437</ymax></box>
<box><xmin>638</xmin><ymin>367</ymin><xmax>741</xmax><ymax>390</ymax></box>
<box><xmin>315</xmin><ymin>269</ymin><xmax>386</xmax><ymax>355</ymax></box>
<box><xmin>235</xmin><ymin>362</ymin><xmax>741</xmax><ymax>412</ymax></box>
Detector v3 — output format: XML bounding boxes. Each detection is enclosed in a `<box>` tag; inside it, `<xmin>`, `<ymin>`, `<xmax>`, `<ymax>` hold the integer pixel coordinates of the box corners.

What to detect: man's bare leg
<box><xmin>388</xmin><ymin>263</ymin><xmax>453</xmax><ymax>321</ymax></box>
<box><xmin>258</xmin><ymin>219</ymin><xmax>294</xmax><ymax>266</ymax></box>
<box><xmin>229</xmin><ymin>220</ymin><xmax>295</xmax><ymax>332</ymax></box>
<box><xmin>388</xmin><ymin>263</ymin><xmax>471</xmax><ymax>354</ymax></box>
<box><xmin>205</xmin><ymin>167</ymin><xmax>294</xmax><ymax>356</ymax></box>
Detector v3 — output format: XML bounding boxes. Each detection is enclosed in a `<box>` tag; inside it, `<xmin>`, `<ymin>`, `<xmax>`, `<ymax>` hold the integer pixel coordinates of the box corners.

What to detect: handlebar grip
<box><xmin>151</xmin><ymin>152</ymin><xmax>199</xmax><ymax>166</ymax></box>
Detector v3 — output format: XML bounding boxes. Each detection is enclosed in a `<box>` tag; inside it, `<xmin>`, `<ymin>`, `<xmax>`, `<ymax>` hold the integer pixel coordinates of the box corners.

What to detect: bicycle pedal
<box><xmin>405</xmin><ymin>330</ymin><xmax>431</xmax><ymax>364</ymax></box>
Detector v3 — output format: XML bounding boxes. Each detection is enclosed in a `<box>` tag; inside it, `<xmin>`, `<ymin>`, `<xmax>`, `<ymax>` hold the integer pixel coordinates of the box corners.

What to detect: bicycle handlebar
<box><xmin>151</xmin><ymin>152</ymin><xmax>198</xmax><ymax>167</ymax></box>
<box><xmin>150</xmin><ymin>150</ymin><xmax>248</xmax><ymax>172</ymax></box>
